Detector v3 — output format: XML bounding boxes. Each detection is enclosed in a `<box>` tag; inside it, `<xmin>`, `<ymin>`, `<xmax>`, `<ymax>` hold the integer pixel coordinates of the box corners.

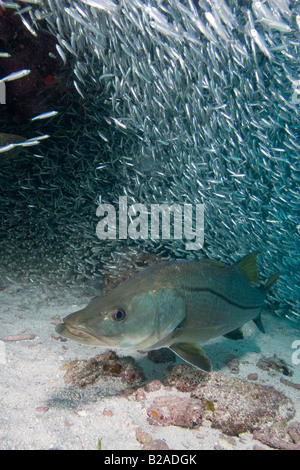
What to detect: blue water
<box><xmin>0</xmin><ymin>0</ymin><xmax>299</xmax><ymax>326</ymax></box>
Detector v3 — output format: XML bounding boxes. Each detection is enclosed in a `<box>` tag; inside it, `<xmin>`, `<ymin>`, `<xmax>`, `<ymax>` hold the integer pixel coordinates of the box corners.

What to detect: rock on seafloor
<box><xmin>58</xmin><ymin>351</ymin><xmax>298</xmax><ymax>448</ymax></box>
<box><xmin>141</xmin><ymin>439</ymin><xmax>170</xmax><ymax>450</ymax></box>
<box><xmin>147</xmin><ymin>396</ymin><xmax>204</xmax><ymax>429</ymax></box>
<box><xmin>164</xmin><ymin>365</ymin><xmax>296</xmax><ymax>437</ymax></box>
<box><xmin>61</xmin><ymin>350</ymin><xmax>145</xmax><ymax>390</ymax></box>
<box><xmin>256</xmin><ymin>355</ymin><xmax>293</xmax><ymax>377</ymax></box>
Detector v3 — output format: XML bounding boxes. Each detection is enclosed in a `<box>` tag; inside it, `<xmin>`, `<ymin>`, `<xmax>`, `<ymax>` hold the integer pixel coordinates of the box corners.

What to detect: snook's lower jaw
<box><xmin>55</xmin><ymin>322</ymin><xmax>104</xmax><ymax>345</ymax></box>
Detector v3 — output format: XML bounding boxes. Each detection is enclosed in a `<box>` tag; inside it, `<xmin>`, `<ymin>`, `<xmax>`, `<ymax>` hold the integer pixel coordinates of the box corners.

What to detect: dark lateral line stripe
<box><xmin>184</xmin><ymin>286</ymin><xmax>262</xmax><ymax>310</ymax></box>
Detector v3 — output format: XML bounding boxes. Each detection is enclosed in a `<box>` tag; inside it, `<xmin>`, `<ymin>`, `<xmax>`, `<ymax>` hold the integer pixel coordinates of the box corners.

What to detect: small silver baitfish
<box><xmin>56</xmin><ymin>252</ymin><xmax>279</xmax><ymax>371</ymax></box>
<box><xmin>0</xmin><ymin>133</ymin><xmax>24</xmax><ymax>159</ymax></box>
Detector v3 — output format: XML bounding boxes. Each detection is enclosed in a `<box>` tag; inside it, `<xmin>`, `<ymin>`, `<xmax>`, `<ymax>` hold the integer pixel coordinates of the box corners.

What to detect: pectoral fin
<box><xmin>170</xmin><ymin>342</ymin><xmax>212</xmax><ymax>372</ymax></box>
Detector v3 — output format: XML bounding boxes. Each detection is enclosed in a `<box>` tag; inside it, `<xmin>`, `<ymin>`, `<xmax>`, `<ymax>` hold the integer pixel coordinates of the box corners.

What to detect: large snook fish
<box><xmin>56</xmin><ymin>252</ymin><xmax>279</xmax><ymax>371</ymax></box>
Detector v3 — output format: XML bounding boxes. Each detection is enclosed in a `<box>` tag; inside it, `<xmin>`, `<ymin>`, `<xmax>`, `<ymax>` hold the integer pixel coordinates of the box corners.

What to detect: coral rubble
<box><xmin>164</xmin><ymin>365</ymin><xmax>295</xmax><ymax>436</ymax></box>
<box><xmin>147</xmin><ymin>395</ymin><xmax>204</xmax><ymax>428</ymax></box>
<box><xmin>62</xmin><ymin>350</ymin><xmax>145</xmax><ymax>390</ymax></box>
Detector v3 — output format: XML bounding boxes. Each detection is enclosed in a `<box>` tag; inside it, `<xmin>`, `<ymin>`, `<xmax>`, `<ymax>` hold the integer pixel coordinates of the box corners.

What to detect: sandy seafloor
<box><xmin>0</xmin><ymin>278</ymin><xmax>299</xmax><ymax>451</ymax></box>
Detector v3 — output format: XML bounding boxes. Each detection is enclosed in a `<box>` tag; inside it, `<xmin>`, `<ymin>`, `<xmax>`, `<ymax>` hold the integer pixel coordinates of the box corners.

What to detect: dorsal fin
<box><xmin>234</xmin><ymin>251</ymin><xmax>259</xmax><ymax>286</ymax></box>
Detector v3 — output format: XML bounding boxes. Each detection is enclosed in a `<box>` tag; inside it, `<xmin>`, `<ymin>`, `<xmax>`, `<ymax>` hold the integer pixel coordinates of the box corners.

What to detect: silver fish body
<box><xmin>56</xmin><ymin>252</ymin><xmax>279</xmax><ymax>371</ymax></box>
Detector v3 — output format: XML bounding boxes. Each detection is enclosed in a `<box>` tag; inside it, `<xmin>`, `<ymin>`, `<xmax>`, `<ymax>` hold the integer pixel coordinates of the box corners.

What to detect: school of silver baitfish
<box><xmin>0</xmin><ymin>0</ymin><xmax>299</xmax><ymax>322</ymax></box>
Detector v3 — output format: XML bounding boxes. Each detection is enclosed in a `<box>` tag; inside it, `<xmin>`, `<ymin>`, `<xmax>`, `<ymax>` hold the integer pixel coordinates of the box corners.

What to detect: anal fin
<box><xmin>170</xmin><ymin>342</ymin><xmax>212</xmax><ymax>372</ymax></box>
<box><xmin>253</xmin><ymin>313</ymin><xmax>265</xmax><ymax>334</ymax></box>
<box><xmin>223</xmin><ymin>327</ymin><xmax>244</xmax><ymax>340</ymax></box>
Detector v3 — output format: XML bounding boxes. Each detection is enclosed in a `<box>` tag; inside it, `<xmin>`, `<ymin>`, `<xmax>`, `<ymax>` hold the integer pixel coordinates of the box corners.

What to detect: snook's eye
<box><xmin>112</xmin><ymin>309</ymin><xmax>126</xmax><ymax>322</ymax></box>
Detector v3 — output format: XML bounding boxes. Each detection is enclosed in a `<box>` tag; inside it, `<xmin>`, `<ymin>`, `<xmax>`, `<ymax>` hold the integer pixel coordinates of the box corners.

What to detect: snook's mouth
<box><xmin>55</xmin><ymin>322</ymin><xmax>103</xmax><ymax>345</ymax></box>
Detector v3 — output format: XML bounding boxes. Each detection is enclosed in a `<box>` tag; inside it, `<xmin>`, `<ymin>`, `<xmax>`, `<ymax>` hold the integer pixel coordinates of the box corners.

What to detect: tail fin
<box><xmin>253</xmin><ymin>273</ymin><xmax>279</xmax><ymax>334</ymax></box>
<box><xmin>263</xmin><ymin>272</ymin><xmax>280</xmax><ymax>292</ymax></box>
